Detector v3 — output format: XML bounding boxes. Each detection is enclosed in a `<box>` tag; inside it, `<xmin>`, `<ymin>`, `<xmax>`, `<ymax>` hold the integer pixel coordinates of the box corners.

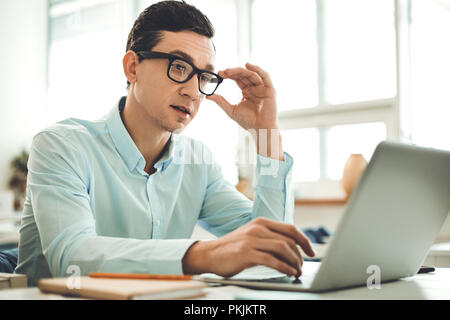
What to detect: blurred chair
<box><xmin>302</xmin><ymin>226</ymin><xmax>331</xmax><ymax>244</ymax></box>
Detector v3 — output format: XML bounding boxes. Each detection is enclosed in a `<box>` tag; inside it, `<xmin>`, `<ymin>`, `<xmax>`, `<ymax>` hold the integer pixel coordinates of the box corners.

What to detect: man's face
<box><xmin>132</xmin><ymin>30</ymin><xmax>216</xmax><ymax>133</ymax></box>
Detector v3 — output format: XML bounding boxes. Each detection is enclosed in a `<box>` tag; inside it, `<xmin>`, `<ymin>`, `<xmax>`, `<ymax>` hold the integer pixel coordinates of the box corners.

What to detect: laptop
<box><xmin>199</xmin><ymin>141</ymin><xmax>450</xmax><ymax>292</ymax></box>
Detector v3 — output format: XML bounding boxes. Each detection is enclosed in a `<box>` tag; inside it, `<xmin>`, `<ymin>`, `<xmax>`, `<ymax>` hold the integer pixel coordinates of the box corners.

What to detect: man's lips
<box><xmin>170</xmin><ymin>105</ymin><xmax>191</xmax><ymax>115</ymax></box>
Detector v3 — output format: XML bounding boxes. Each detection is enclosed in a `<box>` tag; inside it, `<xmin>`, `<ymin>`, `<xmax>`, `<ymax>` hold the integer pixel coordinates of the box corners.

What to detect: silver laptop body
<box><xmin>200</xmin><ymin>141</ymin><xmax>450</xmax><ymax>292</ymax></box>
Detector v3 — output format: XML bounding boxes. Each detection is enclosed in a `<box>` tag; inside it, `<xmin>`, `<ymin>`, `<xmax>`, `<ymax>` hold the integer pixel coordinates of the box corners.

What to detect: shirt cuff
<box><xmin>146</xmin><ymin>239</ymin><xmax>199</xmax><ymax>275</ymax></box>
<box><xmin>253</xmin><ymin>152</ymin><xmax>293</xmax><ymax>190</ymax></box>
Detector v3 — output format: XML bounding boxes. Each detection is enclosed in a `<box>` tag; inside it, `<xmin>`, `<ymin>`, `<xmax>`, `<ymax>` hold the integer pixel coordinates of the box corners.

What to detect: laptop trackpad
<box><xmin>231</xmin><ymin>261</ymin><xmax>320</xmax><ymax>281</ymax></box>
<box><xmin>198</xmin><ymin>262</ymin><xmax>321</xmax><ymax>290</ymax></box>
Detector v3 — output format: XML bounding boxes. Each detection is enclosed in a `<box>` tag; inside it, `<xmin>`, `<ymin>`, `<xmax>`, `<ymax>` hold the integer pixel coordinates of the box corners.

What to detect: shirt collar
<box><xmin>155</xmin><ymin>133</ymin><xmax>176</xmax><ymax>171</ymax></box>
<box><xmin>105</xmin><ymin>96</ymin><xmax>176</xmax><ymax>173</ymax></box>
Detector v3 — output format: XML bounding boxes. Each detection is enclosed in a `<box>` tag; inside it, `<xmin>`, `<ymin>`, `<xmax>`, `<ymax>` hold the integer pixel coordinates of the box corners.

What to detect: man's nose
<box><xmin>179</xmin><ymin>74</ymin><xmax>200</xmax><ymax>100</ymax></box>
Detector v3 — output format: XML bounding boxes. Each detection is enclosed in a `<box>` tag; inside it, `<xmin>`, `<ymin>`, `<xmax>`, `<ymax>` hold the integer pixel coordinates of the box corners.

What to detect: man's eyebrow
<box><xmin>168</xmin><ymin>50</ymin><xmax>215</xmax><ymax>72</ymax></box>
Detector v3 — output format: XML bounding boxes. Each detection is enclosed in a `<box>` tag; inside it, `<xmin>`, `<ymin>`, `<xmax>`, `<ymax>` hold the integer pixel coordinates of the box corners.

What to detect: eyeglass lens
<box><xmin>169</xmin><ymin>59</ymin><xmax>219</xmax><ymax>95</ymax></box>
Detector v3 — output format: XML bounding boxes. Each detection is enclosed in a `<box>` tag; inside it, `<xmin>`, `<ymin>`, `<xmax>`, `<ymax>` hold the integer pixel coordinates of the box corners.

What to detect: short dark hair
<box><xmin>125</xmin><ymin>0</ymin><xmax>215</xmax><ymax>88</ymax></box>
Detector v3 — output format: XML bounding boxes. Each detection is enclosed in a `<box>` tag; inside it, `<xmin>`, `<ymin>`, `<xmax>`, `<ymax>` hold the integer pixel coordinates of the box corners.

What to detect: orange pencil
<box><xmin>89</xmin><ymin>272</ymin><xmax>194</xmax><ymax>281</ymax></box>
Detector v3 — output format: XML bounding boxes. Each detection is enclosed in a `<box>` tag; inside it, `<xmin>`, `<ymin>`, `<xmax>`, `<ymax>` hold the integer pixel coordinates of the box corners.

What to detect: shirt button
<box><xmin>155</xmin><ymin>219</ymin><xmax>161</xmax><ymax>226</ymax></box>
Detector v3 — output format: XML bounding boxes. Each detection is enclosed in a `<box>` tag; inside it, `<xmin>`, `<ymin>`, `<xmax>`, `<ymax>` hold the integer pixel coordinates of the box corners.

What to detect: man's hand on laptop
<box><xmin>182</xmin><ymin>217</ymin><xmax>315</xmax><ymax>278</ymax></box>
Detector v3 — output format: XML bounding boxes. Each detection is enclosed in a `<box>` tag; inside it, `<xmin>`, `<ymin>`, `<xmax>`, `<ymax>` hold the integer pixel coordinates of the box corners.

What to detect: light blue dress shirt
<box><xmin>15</xmin><ymin>97</ymin><xmax>294</xmax><ymax>286</ymax></box>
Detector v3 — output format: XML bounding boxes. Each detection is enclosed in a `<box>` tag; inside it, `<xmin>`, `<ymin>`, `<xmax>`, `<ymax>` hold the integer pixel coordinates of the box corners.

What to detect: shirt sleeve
<box><xmin>197</xmin><ymin>148</ymin><xmax>294</xmax><ymax>237</ymax></box>
<box><xmin>27</xmin><ymin>131</ymin><xmax>197</xmax><ymax>278</ymax></box>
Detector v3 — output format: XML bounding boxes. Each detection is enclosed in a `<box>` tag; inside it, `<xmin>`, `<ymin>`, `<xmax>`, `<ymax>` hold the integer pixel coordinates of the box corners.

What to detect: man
<box><xmin>15</xmin><ymin>0</ymin><xmax>315</xmax><ymax>286</ymax></box>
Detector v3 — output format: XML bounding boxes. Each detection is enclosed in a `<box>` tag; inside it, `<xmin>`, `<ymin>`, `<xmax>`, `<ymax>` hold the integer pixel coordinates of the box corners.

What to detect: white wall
<box><xmin>0</xmin><ymin>0</ymin><xmax>48</xmax><ymax>189</ymax></box>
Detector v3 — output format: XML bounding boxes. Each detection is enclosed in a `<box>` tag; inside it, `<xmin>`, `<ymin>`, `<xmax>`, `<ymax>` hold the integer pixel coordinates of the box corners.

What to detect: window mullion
<box><xmin>316</xmin><ymin>0</ymin><xmax>326</xmax><ymax>106</ymax></box>
<box><xmin>316</xmin><ymin>0</ymin><xmax>328</xmax><ymax>181</ymax></box>
<box><xmin>394</xmin><ymin>0</ymin><xmax>412</xmax><ymax>143</ymax></box>
<box><xmin>236</xmin><ymin>0</ymin><xmax>255</xmax><ymax>182</ymax></box>
<box><xmin>318</xmin><ymin>126</ymin><xmax>328</xmax><ymax>180</ymax></box>
<box><xmin>235</xmin><ymin>0</ymin><xmax>252</xmax><ymax>65</ymax></box>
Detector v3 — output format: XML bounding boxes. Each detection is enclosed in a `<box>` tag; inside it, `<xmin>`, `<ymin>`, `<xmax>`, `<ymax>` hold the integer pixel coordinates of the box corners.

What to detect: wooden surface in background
<box><xmin>295</xmin><ymin>198</ymin><xmax>348</xmax><ymax>206</ymax></box>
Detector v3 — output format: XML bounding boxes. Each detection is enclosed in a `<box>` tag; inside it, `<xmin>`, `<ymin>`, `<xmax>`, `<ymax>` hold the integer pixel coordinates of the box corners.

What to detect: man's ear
<box><xmin>123</xmin><ymin>50</ymin><xmax>138</xmax><ymax>86</ymax></box>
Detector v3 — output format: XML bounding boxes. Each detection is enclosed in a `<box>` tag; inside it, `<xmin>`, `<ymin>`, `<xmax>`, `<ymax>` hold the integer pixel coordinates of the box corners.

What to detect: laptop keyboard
<box><xmin>247</xmin><ymin>275</ymin><xmax>302</xmax><ymax>284</ymax></box>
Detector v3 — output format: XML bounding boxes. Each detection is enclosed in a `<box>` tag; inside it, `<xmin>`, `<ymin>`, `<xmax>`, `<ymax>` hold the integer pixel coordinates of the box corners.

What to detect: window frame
<box><xmin>238</xmin><ymin>0</ymin><xmax>410</xmax><ymax>182</ymax></box>
<box><xmin>47</xmin><ymin>0</ymin><xmax>412</xmax><ymax>184</ymax></box>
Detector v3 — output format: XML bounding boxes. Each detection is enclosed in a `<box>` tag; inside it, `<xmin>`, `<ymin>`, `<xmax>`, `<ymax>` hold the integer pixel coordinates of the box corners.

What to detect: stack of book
<box><xmin>0</xmin><ymin>273</ymin><xmax>27</xmax><ymax>289</ymax></box>
<box><xmin>38</xmin><ymin>273</ymin><xmax>207</xmax><ymax>300</ymax></box>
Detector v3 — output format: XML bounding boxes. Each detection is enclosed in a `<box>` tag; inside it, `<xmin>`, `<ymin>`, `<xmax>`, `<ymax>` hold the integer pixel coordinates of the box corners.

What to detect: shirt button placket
<box><xmin>148</xmin><ymin>175</ymin><xmax>162</xmax><ymax>238</ymax></box>
<box><xmin>146</xmin><ymin>177</ymin><xmax>154</xmax><ymax>238</ymax></box>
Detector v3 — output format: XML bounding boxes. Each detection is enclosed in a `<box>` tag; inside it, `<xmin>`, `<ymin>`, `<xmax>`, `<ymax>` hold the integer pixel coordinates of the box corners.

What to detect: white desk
<box><xmin>202</xmin><ymin>268</ymin><xmax>450</xmax><ymax>300</ymax></box>
<box><xmin>0</xmin><ymin>267</ymin><xmax>449</xmax><ymax>300</ymax></box>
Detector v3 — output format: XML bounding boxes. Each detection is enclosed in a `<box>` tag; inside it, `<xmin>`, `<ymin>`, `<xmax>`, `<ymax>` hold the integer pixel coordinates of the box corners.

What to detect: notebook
<box><xmin>0</xmin><ymin>273</ymin><xmax>27</xmax><ymax>289</ymax></box>
<box><xmin>38</xmin><ymin>276</ymin><xmax>207</xmax><ymax>300</ymax></box>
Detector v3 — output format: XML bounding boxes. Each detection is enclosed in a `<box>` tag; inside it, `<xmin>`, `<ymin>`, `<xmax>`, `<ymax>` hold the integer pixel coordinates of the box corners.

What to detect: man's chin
<box><xmin>162</xmin><ymin>123</ymin><xmax>187</xmax><ymax>134</ymax></box>
<box><xmin>161</xmin><ymin>116</ymin><xmax>192</xmax><ymax>134</ymax></box>
<box><xmin>172</xmin><ymin>127</ymin><xmax>185</xmax><ymax>134</ymax></box>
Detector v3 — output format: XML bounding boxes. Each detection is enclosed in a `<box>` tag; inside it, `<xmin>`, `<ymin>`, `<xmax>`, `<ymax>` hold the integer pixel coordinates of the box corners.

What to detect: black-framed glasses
<box><xmin>136</xmin><ymin>51</ymin><xmax>223</xmax><ymax>96</ymax></box>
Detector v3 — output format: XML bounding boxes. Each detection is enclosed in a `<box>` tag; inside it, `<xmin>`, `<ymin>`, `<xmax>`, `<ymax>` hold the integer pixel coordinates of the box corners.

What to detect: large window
<box><xmin>282</xmin><ymin>128</ymin><xmax>320</xmax><ymax>182</ymax></box>
<box><xmin>47</xmin><ymin>0</ymin><xmax>240</xmax><ymax>184</ymax></box>
<box><xmin>322</xmin><ymin>0</ymin><xmax>396</xmax><ymax>104</ymax></box>
<box><xmin>47</xmin><ymin>0</ymin><xmax>450</xmax><ymax>192</ymax></box>
<box><xmin>175</xmin><ymin>0</ymin><xmax>240</xmax><ymax>185</ymax></box>
<box><xmin>251</xmin><ymin>0</ymin><xmax>318</xmax><ymax>111</ymax></box>
<box><xmin>326</xmin><ymin>122</ymin><xmax>386</xmax><ymax>180</ymax></box>
<box><xmin>247</xmin><ymin>0</ymin><xmax>397</xmax><ymax>187</ymax></box>
<box><xmin>47</xmin><ymin>0</ymin><xmax>129</xmax><ymax>123</ymax></box>
<box><xmin>409</xmin><ymin>0</ymin><xmax>450</xmax><ymax>151</ymax></box>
